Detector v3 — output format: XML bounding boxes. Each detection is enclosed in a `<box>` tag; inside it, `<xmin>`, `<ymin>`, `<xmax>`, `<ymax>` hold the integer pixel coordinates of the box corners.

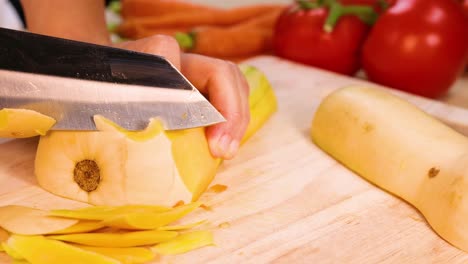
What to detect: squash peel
<box><xmin>48</xmin><ymin>229</ymin><xmax>178</xmax><ymax>247</ymax></box>
<box><xmin>158</xmin><ymin>220</ymin><xmax>207</xmax><ymax>231</ymax></box>
<box><xmin>0</xmin><ymin>201</ymin><xmax>211</xmax><ymax>263</ymax></box>
<box><xmin>102</xmin><ymin>202</ymin><xmax>202</xmax><ymax>230</ymax></box>
<box><xmin>2</xmin><ymin>241</ymin><xmax>24</xmax><ymax>260</ymax></box>
<box><xmin>74</xmin><ymin>245</ymin><xmax>155</xmax><ymax>264</ymax></box>
<box><xmin>49</xmin><ymin>204</ymin><xmax>170</xmax><ymax>221</ymax></box>
<box><xmin>6</xmin><ymin>235</ymin><xmax>120</xmax><ymax>264</ymax></box>
<box><xmin>151</xmin><ymin>230</ymin><xmax>214</xmax><ymax>255</ymax></box>
<box><xmin>0</xmin><ymin>205</ymin><xmax>78</xmax><ymax>235</ymax></box>
<box><xmin>0</xmin><ymin>108</ymin><xmax>55</xmax><ymax>138</ymax></box>
<box><xmin>48</xmin><ymin>221</ymin><xmax>106</xmax><ymax>235</ymax></box>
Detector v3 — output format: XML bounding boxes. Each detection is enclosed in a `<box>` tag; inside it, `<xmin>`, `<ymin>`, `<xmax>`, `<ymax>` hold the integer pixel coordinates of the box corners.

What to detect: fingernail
<box><xmin>210</xmin><ymin>134</ymin><xmax>231</xmax><ymax>158</ymax></box>
<box><xmin>225</xmin><ymin>140</ymin><xmax>240</xmax><ymax>159</ymax></box>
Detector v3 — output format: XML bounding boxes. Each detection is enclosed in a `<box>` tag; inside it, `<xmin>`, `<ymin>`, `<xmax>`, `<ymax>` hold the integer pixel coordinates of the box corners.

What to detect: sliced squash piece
<box><xmin>0</xmin><ymin>205</ymin><xmax>78</xmax><ymax>235</ymax></box>
<box><xmin>34</xmin><ymin>65</ymin><xmax>277</xmax><ymax>206</ymax></box>
<box><xmin>0</xmin><ymin>108</ymin><xmax>55</xmax><ymax>138</ymax></box>
<box><xmin>75</xmin><ymin>245</ymin><xmax>155</xmax><ymax>264</ymax></box>
<box><xmin>47</xmin><ymin>230</ymin><xmax>178</xmax><ymax>247</ymax></box>
<box><xmin>6</xmin><ymin>235</ymin><xmax>119</xmax><ymax>264</ymax></box>
<box><xmin>311</xmin><ymin>86</ymin><xmax>468</xmax><ymax>252</ymax></box>
<box><xmin>49</xmin><ymin>204</ymin><xmax>170</xmax><ymax>221</ymax></box>
<box><xmin>102</xmin><ymin>202</ymin><xmax>201</xmax><ymax>230</ymax></box>
<box><xmin>152</xmin><ymin>230</ymin><xmax>214</xmax><ymax>255</ymax></box>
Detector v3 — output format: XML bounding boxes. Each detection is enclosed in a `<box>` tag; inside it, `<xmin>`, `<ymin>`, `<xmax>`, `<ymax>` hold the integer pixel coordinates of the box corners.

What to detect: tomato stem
<box><xmin>323</xmin><ymin>2</ymin><xmax>378</xmax><ymax>33</ymax></box>
<box><xmin>296</xmin><ymin>0</ymin><xmax>320</xmax><ymax>9</ymax></box>
<box><xmin>294</xmin><ymin>0</ymin><xmax>379</xmax><ymax>32</ymax></box>
<box><xmin>377</xmin><ymin>0</ymin><xmax>389</xmax><ymax>11</ymax></box>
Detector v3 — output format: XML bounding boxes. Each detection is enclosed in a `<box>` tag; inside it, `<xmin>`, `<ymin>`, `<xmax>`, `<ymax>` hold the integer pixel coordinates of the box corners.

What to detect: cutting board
<box><xmin>1</xmin><ymin>56</ymin><xmax>468</xmax><ymax>264</ymax></box>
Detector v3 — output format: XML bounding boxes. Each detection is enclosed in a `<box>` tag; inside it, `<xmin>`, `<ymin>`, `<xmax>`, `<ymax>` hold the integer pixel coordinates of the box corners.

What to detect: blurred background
<box><xmin>0</xmin><ymin>0</ymin><xmax>466</xmax><ymax>108</ymax></box>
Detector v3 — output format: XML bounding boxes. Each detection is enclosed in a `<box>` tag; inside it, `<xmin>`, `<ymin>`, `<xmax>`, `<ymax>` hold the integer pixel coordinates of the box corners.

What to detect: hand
<box><xmin>116</xmin><ymin>35</ymin><xmax>250</xmax><ymax>160</ymax></box>
<box><xmin>20</xmin><ymin>1</ymin><xmax>250</xmax><ymax>159</ymax></box>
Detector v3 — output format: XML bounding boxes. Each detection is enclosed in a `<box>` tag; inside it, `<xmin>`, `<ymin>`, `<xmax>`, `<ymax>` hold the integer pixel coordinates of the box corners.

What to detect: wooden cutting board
<box><xmin>1</xmin><ymin>56</ymin><xmax>468</xmax><ymax>264</ymax></box>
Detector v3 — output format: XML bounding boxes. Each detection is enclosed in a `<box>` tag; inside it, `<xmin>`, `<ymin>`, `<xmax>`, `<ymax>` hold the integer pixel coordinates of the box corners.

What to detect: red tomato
<box><xmin>273</xmin><ymin>2</ymin><xmax>372</xmax><ymax>75</ymax></box>
<box><xmin>361</xmin><ymin>0</ymin><xmax>468</xmax><ymax>98</ymax></box>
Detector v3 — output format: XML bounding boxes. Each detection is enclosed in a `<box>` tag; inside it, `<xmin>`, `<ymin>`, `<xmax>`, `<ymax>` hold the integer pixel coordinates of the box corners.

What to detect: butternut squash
<box><xmin>311</xmin><ymin>86</ymin><xmax>468</xmax><ymax>252</ymax></box>
<box><xmin>33</xmin><ymin>64</ymin><xmax>277</xmax><ymax>207</ymax></box>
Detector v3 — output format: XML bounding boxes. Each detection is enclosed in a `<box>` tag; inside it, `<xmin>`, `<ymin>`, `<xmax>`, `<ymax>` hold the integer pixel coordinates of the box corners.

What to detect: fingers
<box><xmin>114</xmin><ymin>36</ymin><xmax>250</xmax><ymax>159</ymax></box>
<box><xmin>181</xmin><ymin>53</ymin><xmax>250</xmax><ymax>160</ymax></box>
<box><xmin>115</xmin><ymin>35</ymin><xmax>182</xmax><ymax>70</ymax></box>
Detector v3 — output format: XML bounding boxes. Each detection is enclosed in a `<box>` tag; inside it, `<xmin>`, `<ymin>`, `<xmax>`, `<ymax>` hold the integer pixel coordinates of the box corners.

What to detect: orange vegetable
<box><xmin>117</xmin><ymin>24</ymin><xmax>190</xmax><ymax>39</ymax></box>
<box><xmin>117</xmin><ymin>1</ymin><xmax>286</xmax><ymax>60</ymax></box>
<box><xmin>121</xmin><ymin>0</ymin><xmax>218</xmax><ymax>18</ymax></box>
<box><xmin>118</xmin><ymin>4</ymin><xmax>285</xmax><ymax>35</ymax></box>
<box><xmin>177</xmin><ymin>22</ymin><xmax>274</xmax><ymax>58</ymax></box>
<box><xmin>196</xmin><ymin>27</ymin><xmax>271</xmax><ymax>57</ymax></box>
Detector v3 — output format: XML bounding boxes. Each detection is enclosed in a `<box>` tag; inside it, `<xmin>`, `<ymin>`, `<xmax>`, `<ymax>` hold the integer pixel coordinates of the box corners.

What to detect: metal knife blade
<box><xmin>0</xmin><ymin>27</ymin><xmax>225</xmax><ymax>131</ymax></box>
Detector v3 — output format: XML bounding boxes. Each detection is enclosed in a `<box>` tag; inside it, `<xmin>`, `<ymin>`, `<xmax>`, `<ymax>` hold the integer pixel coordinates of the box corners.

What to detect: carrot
<box><xmin>236</xmin><ymin>8</ymin><xmax>284</xmax><ymax>28</ymax></box>
<box><xmin>171</xmin><ymin>9</ymin><xmax>284</xmax><ymax>58</ymax></box>
<box><xmin>119</xmin><ymin>7</ymin><xmax>283</xmax><ymax>40</ymax></box>
<box><xmin>120</xmin><ymin>0</ymin><xmax>218</xmax><ymax>18</ymax></box>
<box><xmin>117</xmin><ymin>21</ymin><xmax>191</xmax><ymax>39</ymax></box>
<box><xmin>177</xmin><ymin>26</ymin><xmax>273</xmax><ymax>58</ymax></box>
<box><xmin>120</xmin><ymin>4</ymin><xmax>286</xmax><ymax>29</ymax></box>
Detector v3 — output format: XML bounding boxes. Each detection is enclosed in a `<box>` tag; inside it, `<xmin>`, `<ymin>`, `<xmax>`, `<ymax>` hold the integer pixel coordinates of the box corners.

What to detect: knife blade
<box><xmin>0</xmin><ymin>27</ymin><xmax>225</xmax><ymax>131</ymax></box>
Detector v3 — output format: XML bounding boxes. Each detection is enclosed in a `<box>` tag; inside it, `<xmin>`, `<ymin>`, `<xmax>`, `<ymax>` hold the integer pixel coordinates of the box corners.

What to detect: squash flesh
<box><xmin>311</xmin><ymin>86</ymin><xmax>468</xmax><ymax>252</ymax></box>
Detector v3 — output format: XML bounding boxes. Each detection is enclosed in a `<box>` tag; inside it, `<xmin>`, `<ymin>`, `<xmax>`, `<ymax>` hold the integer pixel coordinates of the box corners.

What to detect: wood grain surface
<box><xmin>1</xmin><ymin>56</ymin><xmax>468</xmax><ymax>263</ymax></box>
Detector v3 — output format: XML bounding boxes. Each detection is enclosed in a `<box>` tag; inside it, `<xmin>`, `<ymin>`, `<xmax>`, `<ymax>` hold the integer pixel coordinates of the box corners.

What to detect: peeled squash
<box><xmin>311</xmin><ymin>86</ymin><xmax>468</xmax><ymax>252</ymax></box>
<box><xmin>34</xmin><ymin>64</ymin><xmax>277</xmax><ymax>206</ymax></box>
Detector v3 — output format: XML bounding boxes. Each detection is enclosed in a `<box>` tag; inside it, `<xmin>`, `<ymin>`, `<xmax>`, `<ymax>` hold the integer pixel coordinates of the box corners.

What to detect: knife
<box><xmin>0</xmin><ymin>27</ymin><xmax>225</xmax><ymax>131</ymax></box>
